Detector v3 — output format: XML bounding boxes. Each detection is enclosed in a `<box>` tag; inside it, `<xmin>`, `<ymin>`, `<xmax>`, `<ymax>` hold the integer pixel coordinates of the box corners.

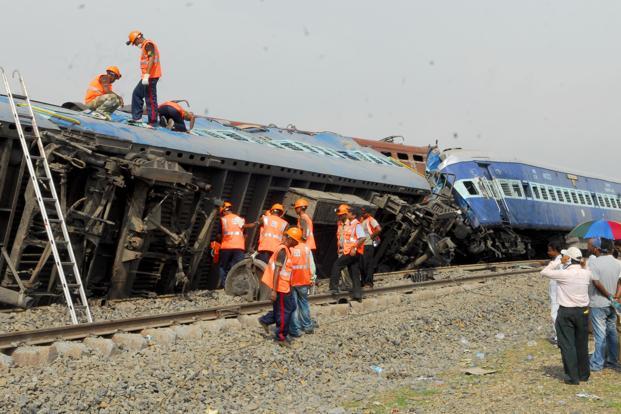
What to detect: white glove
<box><xmin>141</xmin><ymin>74</ymin><xmax>149</xmax><ymax>85</ymax></box>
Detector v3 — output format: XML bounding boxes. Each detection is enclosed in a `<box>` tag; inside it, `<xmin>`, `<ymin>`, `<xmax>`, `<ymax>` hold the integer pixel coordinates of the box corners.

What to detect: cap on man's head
<box><xmin>591</xmin><ymin>238</ymin><xmax>602</xmax><ymax>249</ymax></box>
<box><xmin>561</xmin><ymin>246</ymin><xmax>583</xmax><ymax>261</ymax></box>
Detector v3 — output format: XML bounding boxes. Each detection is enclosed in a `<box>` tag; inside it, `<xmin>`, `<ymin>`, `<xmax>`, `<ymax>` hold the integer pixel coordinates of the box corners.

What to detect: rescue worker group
<box><xmin>84</xmin><ymin>30</ymin><xmax>195</xmax><ymax>132</ymax></box>
<box><xmin>214</xmin><ymin>199</ymin><xmax>380</xmax><ymax>346</ymax></box>
<box><xmin>84</xmin><ymin>30</ymin><xmax>383</xmax><ymax>345</ymax></box>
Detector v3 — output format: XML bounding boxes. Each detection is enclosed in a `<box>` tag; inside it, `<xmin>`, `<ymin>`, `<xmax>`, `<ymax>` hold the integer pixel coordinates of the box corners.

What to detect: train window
<box><xmin>597</xmin><ymin>195</ymin><xmax>605</xmax><ymax>207</ymax></box>
<box><xmin>540</xmin><ymin>187</ymin><xmax>549</xmax><ymax>200</ymax></box>
<box><xmin>548</xmin><ymin>187</ymin><xmax>557</xmax><ymax>202</ymax></box>
<box><xmin>532</xmin><ymin>185</ymin><xmax>541</xmax><ymax>199</ymax></box>
<box><xmin>499</xmin><ymin>181</ymin><xmax>512</xmax><ymax>197</ymax></box>
<box><xmin>605</xmin><ymin>197</ymin><xmax>612</xmax><ymax>208</ymax></box>
<box><xmin>584</xmin><ymin>193</ymin><xmax>592</xmax><ymax>206</ymax></box>
<box><xmin>564</xmin><ymin>190</ymin><xmax>572</xmax><ymax>204</ymax></box>
<box><xmin>611</xmin><ymin>198</ymin><xmax>618</xmax><ymax>209</ymax></box>
<box><xmin>381</xmin><ymin>151</ymin><xmax>392</xmax><ymax>157</ymax></box>
<box><xmin>577</xmin><ymin>193</ymin><xmax>586</xmax><ymax>205</ymax></box>
<box><xmin>413</xmin><ymin>155</ymin><xmax>425</xmax><ymax>162</ymax></box>
<box><xmin>463</xmin><ymin>181</ymin><xmax>479</xmax><ymax>195</ymax></box>
<box><xmin>556</xmin><ymin>189</ymin><xmax>564</xmax><ymax>202</ymax></box>
<box><xmin>512</xmin><ymin>183</ymin><xmax>523</xmax><ymax>198</ymax></box>
<box><xmin>397</xmin><ymin>152</ymin><xmax>410</xmax><ymax>160</ymax></box>
<box><xmin>570</xmin><ymin>191</ymin><xmax>579</xmax><ymax>204</ymax></box>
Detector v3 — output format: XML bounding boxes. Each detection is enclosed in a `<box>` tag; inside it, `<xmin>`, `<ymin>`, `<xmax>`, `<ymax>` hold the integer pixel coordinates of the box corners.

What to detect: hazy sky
<box><xmin>2</xmin><ymin>1</ymin><xmax>619</xmax><ymax>178</ymax></box>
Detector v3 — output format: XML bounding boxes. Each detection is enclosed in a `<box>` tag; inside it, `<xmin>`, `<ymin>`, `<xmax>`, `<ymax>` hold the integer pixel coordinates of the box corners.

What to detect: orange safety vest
<box><xmin>210</xmin><ymin>240</ymin><xmax>221</xmax><ymax>264</ymax></box>
<box><xmin>220</xmin><ymin>214</ymin><xmax>245</xmax><ymax>250</ymax></box>
<box><xmin>290</xmin><ymin>242</ymin><xmax>312</xmax><ymax>286</ymax></box>
<box><xmin>258</xmin><ymin>214</ymin><xmax>288</xmax><ymax>253</ymax></box>
<box><xmin>140</xmin><ymin>39</ymin><xmax>162</xmax><ymax>78</ymax></box>
<box><xmin>337</xmin><ymin>219</ymin><xmax>360</xmax><ymax>255</ymax></box>
<box><xmin>159</xmin><ymin>101</ymin><xmax>185</xmax><ymax>119</ymax></box>
<box><xmin>297</xmin><ymin>212</ymin><xmax>316</xmax><ymax>250</ymax></box>
<box><xmin>84</xmin><ymin>74</ymin><xmax>109</xmax><ymax>104</ymax></box>
<box><xmin>261</xmin><ymin>245</ymin><xmax>292</xmax><ymax>293</ymax></box>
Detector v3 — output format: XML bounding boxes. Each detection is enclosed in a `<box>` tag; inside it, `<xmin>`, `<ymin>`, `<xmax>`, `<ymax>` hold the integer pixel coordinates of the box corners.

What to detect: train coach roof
<box><xmin>438</xmin><ymin>148</ymin><xmax>621</xmax><ymax>185</ymax></box>
<box><xmin>0</xmin><ymin>96</ymin><xmax>430</xmax><ymax>193</ymax></box>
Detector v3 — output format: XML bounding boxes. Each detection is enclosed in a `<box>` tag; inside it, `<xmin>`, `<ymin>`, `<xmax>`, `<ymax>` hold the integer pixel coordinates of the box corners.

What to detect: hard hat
<box><xmin>285</xmin><ymin>227</ymin><xmax>303</xmax><ymax>242</ymax></box>
<box><xmin>219</xmin><ymin>201</ymin><xmax>232</xmax><ymax>213</ymax></box>
<box><xmin>270</xmin><ymin>203</ymin><xmax>284</xmax><ymax>212</ymax></box>
<box><xmin>294</xmin><ymin>198</ymin><xmax>309</xmax><ymax>209</ymax></box>
<box><xmin>336</xmin><ymin>205</ymin><xmax>350</xmax><ymax>216</ymax></box>
<box><xmin>126</xmin><ymin>30</ymin><xmax>142</xmax><ymax>46</ymax></box>
<box><xmin>106</xmin><ymin>66</ymin><xmax>122</xmax><ymax>79</ymax></box>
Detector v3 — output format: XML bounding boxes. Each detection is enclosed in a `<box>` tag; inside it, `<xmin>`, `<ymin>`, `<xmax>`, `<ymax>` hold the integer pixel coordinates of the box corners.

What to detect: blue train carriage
<box><xmin>429</xmin><ymin>148</ymin><xmax>621</xmax><ymax>235</ymax></box>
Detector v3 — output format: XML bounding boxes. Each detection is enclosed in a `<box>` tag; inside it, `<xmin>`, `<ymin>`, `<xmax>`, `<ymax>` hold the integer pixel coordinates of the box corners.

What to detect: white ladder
<box><xmin>0</xmin><ymin>68</ymin><xmax>92</xmax><ymax>324</ymax></box>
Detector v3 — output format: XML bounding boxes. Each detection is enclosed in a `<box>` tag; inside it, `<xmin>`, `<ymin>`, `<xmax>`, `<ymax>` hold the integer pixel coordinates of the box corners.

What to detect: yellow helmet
<box><xmin>219</xmin><ymin>201</ymin><xmax>232</xmax><ymax>213</ymax></box>
<box><xmin>294</xmin><ymin>198</ymin><xmax>309</xmax><ymax>209</ymax></box>
<box><xmin>336</xmin><ymin>204</ymin><xmax>350</xmax><ymax>216</ymax></box>
<box><xmin>285</xmin><ymin>227</ymin><xmax>303</xmax><ymax>242</ymax></box>
<box><xmin>126</xmin><ymin>30</ymin><xmax>142</xmax><ymax>46</ymax></box>
<box><xmin>106</xmin><ymin>66</ymin><xmax>122</xmax><ymax>79</ymax></box>
<box><xmin>270</xmin><ymin>203</ymin><xmax>284</xmax><ymax>213</ymax></box>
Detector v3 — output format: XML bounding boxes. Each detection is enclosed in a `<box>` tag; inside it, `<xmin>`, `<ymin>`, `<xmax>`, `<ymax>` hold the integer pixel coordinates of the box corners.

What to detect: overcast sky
<box><xmin>2</xmin><ymin>0</ymin><xmax>619</xmax><ymax>178</ymax></box>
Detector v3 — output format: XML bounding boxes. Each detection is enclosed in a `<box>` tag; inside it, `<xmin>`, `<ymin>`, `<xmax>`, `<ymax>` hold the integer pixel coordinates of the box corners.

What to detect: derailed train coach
<box><xmin>0</xmin><ymin>95</ymin><xmax>431</xmax><ymax>306</ymax></box>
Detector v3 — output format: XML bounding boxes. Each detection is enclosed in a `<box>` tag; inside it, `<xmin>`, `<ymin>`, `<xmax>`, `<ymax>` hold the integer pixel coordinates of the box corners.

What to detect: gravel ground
<box><xmin>0</xmin><ymin>271</ymin><xmax>555</xmax><ymax>413</ymax></box>
<box><xmin>0</xmin><ymin>266</ymin><xmax>532</xmax><ymax>334</ymax></box>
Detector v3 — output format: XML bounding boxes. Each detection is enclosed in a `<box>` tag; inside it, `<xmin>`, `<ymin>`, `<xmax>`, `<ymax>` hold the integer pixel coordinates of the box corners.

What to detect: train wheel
<box><xmin>224</xmin><ymin>258</ymin><xmax>269</xmax><ymax>301</ymax></box>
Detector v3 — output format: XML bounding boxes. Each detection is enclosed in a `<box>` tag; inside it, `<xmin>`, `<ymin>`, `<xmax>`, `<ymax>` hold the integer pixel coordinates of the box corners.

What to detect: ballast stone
<box><xmin>83</xmin><ymin>337</ymin><xmax>118</xmax><ymax>358</ymax></box>
<box><xmin>11</xmin><ymin>345</ymin><xmax>57</xmax><ymax>367</ymax></box>
<box><xmin>111</xmin><ymin>333</ymin><xmax>147</xmax><ymax>351</ymax></box>
<box><xmin>52</xmin><ymin>341</ymin><xmax>87</xmax><ymax>359</ymax></box>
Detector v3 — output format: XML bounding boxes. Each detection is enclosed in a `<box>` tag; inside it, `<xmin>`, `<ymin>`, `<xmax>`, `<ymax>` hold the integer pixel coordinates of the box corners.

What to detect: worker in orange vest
<box><xmin>218</xmin><ymin>201</ymin><xmax>256</xmax><ymax>287</ymax></box>
<box><xmin>256</xmin><ymin>203</ymin><xmax>289</xmax><ymax>264</ymax></box>
<box><xmin>358</xmin><ymin>207</ymin><xmax>381</xmax><ymax>287</ymax></box>
<box><xmin>329</xmin><ymin>205</ymin><xmax>365</xmax><ymax>300</ymax></box>
<box><xmin>126</xmin><ymin>30</ymin><xmax>162</xmax><ymax>126</ymax></box>
<box><xmin>294</xmin><ymin>198</ymin><xmax>316</xmax><ymax>251</ymax></box>
<box><xmin>84</xmin><ymin>66</ymin><xmax>123</xmax><ymax>120</ymax></box>
<box><xmin>159</xmin><ymin>100</ymin><xmax>195</xmax><ymax>132</ymax></box>
<box><xmin>258</xmin><ymin>227</ymin><xmax>303</xmax><ymax>344</ymax></box>
<box><xmin>288</xmin><ymin>232</ymin><xmax>316</xmax><ymax>338</ymax></box>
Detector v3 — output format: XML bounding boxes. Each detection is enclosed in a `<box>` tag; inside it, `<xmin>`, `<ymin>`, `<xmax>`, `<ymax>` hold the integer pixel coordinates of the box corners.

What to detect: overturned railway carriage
<box><xmin>0</xmin><ymin>95</ymin><xmax>430</xmax><ymax>306</ymax></box>
<box><xmin>426</xmin><ymin>148</ymin><xmax>621</xmax><ymax>259</ymax></box>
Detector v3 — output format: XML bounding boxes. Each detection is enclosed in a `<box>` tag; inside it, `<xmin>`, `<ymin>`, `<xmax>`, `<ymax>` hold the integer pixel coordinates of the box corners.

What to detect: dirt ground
<box><xmin>347</xmin><ymin>337</ymin><xmax>621</xmax><ymax>413</ymax></box>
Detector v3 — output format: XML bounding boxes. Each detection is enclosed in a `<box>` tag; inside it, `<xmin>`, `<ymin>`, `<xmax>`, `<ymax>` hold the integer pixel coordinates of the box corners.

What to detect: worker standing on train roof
<box><xmin>258</xmin><ymin>227</ymin><xmax>302</xmax><ymax>345</ymax></box>
<box><xmin>159</xmin><ymin>100</ymin><xmax>195</xmax><ymax>132</ymax></box>
<box><xmin>329</xmin><ymin>205</ymin><xmax>364</xmax><ymax>301</ymax></box>
<box><xmin>126</xmin><ymin>30</ymin><xmax>161</xmax><ymax>126</ymax></box>
<box><xmin>289</xmin><ymin>229</ymin><xmax>316</xmax><ymax>338</ymax></box>
<box><xmin>256</xmin><ymin>204</ymin><xmax>289</xmax><ymax>264</ymax></box>
<box><xmin>84</xmin><ymin>66</ymin><xmax>124</xmax><ymax>120</ymax></box>
<box><xmin>359</xmin><ymin>207</ymin><xmax>381</xmax><ymax>288</ymax></box>
<box><xmin>294</xmin><ymin>199</ymin><xmax>316</xmax><ymax>251</ymax></box>
<box><xmin>218</xmin><ymin>202</ymin><xmax>256</xmax><ymax>287</ymax></box>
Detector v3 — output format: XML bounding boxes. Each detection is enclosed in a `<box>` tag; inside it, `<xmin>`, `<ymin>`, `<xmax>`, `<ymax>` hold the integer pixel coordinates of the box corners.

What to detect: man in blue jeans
<box><xmin>126</xmin><ymin>30</ymin><xmax>162</xmax><ymax>126</ymax></box>
<box><xmin>587</xmin><ymin>238</ymin><xmax>621</xmax><ymax>371</ymax></box>
<box><xmin>289</xmin><ymin>238</ymin><xmax>316</xmax><ymax>337</ymax></box>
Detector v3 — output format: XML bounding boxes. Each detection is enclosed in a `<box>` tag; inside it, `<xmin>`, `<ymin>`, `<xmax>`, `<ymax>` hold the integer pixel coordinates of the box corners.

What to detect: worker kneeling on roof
<box><xmin>256</xmin><ymin>203</ymin><xmax>288</xmax><ymax>264</ymax></box>
<box><xmin>258</xmin><ymin>227</ymin><xmax>303</xmax><ymax>345</ymax></box>
<box><xmin>84</xmin><ymin>66</ymin><xmax>123</xmax><ymax>120</ymax></box>
<box><xmin>159</xmin><ymin>100</ymin><xmax>195</xmax><ymax>132</ymax></box>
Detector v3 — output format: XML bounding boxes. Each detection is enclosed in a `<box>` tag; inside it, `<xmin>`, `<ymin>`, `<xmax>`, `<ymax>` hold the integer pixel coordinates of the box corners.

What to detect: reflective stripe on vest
<box><xmin>159</xmin><ymin>101</ymin><xmax>185</xmax><ymax>119</ymax></box>
<box><xmin>221</xmin><ymin>214</ymin><xmax>245</xmax><ymax>250</ymax></box>
<box><xmin>298</xmin><ymin>212</ymin><xmax>316</xmax><ymax>250</ymax></box>
<box><xmin>338</xmin><ymin>219</ymin><xmax>359</xmax><ymax>255</ymax></box>
<box><xmin>261</xmin><ymin>245</ymin><xmax>292</xmax><ymax>293</ymax></box>
<box><xmin>258</xmin><ymin>214</ymin><xmax>287</xmax><ymax>253</ymax></box>
<box><xmin>364</xmin><ymin>216</ymin><xmax>381</xmax><ymax>243</ymax></box>
<box><xmin>141</xmin><ymin>40</ymin><xmax>162</xmax><ymax>78</ymax></box>
<box><xmin>290</xmin><ymin>243</ymin><xmax>312</xmax><ymax>286</ymax></box>
<box><xmin>84</xmin><ymin>74</ymin><xmax>108</xmax><ymax>104</ymax></box>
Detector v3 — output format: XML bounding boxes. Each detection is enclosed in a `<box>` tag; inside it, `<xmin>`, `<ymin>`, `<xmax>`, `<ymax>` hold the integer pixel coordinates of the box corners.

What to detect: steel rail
<box><xmin>0</xmin><ymin>266</ymin><xmax>541</xmax><ymax>350</ymax></box>
<box><xmin>373</xmin><ymin>259</ymin><xmax>542</xmax><ymax>278</ymax></box>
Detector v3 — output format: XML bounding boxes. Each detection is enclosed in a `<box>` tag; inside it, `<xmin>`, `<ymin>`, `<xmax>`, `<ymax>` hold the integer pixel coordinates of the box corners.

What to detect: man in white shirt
<box><xmin>545</xmin><ymin>241</ymin><xmax>564</xmax><ymax>344</ymax></box>
<box><xmin>541</xmin><ymin>247</ymin><xmax>593</xmax><ymax>385</ymax></box>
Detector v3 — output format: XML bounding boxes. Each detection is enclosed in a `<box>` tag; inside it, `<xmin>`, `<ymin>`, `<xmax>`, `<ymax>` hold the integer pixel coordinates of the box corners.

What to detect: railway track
<box><xmin>0</xmin><ymin>263</ymin><xmax>542</xmax><ymax>350</ymax></box>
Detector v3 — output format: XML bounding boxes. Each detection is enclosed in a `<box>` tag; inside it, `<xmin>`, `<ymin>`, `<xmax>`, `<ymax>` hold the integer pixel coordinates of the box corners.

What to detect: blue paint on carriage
<box><xmin>435</xmin><ymin>152</ymin><xmax>621</xmax><ymax>232</ymax></box>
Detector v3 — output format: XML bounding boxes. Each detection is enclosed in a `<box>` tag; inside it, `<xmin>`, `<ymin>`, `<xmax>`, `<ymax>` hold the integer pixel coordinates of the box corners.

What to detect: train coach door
<box><xmin>476</xmin><ymin>162</ymin><xmax>512</xmax><ymax>226</ymax></box>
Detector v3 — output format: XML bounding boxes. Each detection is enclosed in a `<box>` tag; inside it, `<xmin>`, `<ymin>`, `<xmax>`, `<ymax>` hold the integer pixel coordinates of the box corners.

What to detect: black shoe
<box><xmin>258</xmin><ymin>319</ymin><xmax>270</xmax><ymax>334</ymax></box>
<box><xmin>564</xmin><ymin>379</ymin><xmax>579</xmax><ymax>385</ymax></box>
